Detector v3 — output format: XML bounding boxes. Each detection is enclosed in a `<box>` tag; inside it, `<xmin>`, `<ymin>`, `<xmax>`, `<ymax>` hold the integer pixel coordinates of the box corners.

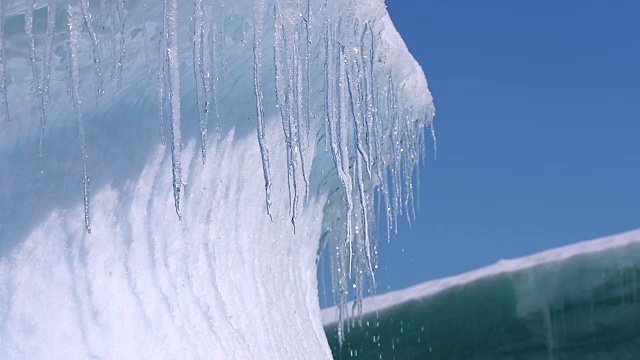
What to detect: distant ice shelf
<box><xmin>323</xmin><ymin>229</ymin><xmax>640</xmax><ymax>359</ymax></box>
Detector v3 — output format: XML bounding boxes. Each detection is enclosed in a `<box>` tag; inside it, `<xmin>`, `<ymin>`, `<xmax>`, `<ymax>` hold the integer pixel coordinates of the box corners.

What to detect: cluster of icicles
<box><xmin>0</xmin><ymin>0</ymin><xmax>433</xmax><ymax>344</ymax></box>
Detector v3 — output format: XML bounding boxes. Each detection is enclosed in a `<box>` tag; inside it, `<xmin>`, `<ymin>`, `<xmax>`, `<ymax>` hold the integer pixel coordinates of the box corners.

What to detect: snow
<box><xmin>1</xmin><ymin>127</ymin><xmax>332</xmax><ymax>358</ymax></box>
<box><xmin>322</xmin><ymin>228</ymin><xmax>640</xmax><ymax>325</ymax></box>
<box><xmin>0</xmin><ymin>0</ymin><xmax>433</xmax><ymax>357</ymax></box>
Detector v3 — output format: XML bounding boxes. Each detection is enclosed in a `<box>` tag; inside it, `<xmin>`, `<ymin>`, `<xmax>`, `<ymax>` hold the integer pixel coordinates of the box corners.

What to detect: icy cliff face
<box><xmin>323</xmin><ymin>229</ymin><xmax>640</xmax><ymax>359</ymax></box>
<box><xmin>0</xmin><ymin>0</ymin><xmax>433</xmax><ymax>358</ymax></box>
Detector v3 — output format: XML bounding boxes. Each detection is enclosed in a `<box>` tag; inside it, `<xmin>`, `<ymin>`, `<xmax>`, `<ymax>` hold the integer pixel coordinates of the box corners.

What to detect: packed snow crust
<box><xmin>0</xmin><ymin>0</ymin><xmax>433</xmax><ymax>358</ymax></box>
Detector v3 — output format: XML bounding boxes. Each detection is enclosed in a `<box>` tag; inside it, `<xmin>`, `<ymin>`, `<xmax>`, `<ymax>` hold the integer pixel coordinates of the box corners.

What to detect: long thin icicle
<box><xmin>345</xmin><ymin>50</ymin><xmax>375</xmax><ymax>286</ymax></box>
<box><xmin>98</xmin><ymin>0</ymin><xmax>107</xmax><ymax>29</ymax></box>
<box><xmin>359</xmin><ymin>24</ymin><xmax>375</xmax><ymax>176</ymax></box>
<box><xmin>201</xmin><ymin>0</ymin><xmax>214</xmax><ymax>130</ymax></box>
<box><xmin>207</xmin><ymin>3</ymin><xmax>221</xmax><ymax>129</ymax></box>
<box><xmin>112</xmin><ymin>0</ymin><xmax>126</xmax><ymax>90</ymax></box>
<box><xmin>141</xmin><ymin>0</ymin><xmax>151</xmax><ymax>82</ymax></box>
<box><xmin>304</xmin><ymin>0</ymin><xmax>311</xmax><ymax>142</ymax></box>
<box><xmin>274</xmin><ymin>2</ymin><xmax>298</xmax><ymax>228</ymax></box>
<box><xmin>337</xmin><ymin>44</ymin><xmax>354</xmax><ymax>277</ymax></box>
<box><xmin>193</xmin><ymin>0</ymin><xmax>208</xmax><ymax>162</ymax></box>
<box><xmin>25</xmin><ymin>0</ymin><xmax>41</xmax><ymax>103</ymax></box>
<box><xmin>110</xmin><ymin>0</ymin><xmax>117</xmax><ymax>83</ymax></box>
<box><xmin>79</xmin><ymin>0</ymin><xmax>103</xmax><ymax>98</ymax></box>
<box><xmin>253</xmin><ymin>0</ymin><xmax>273</xmax><ymax>218</ymax></box>
<box><xmin>157</xmin><ymin>27</ymin><xmax>167</xmax><ymax>145</ymax></box>
<box><xmin>325</xmin><ymin>22</ymin><xmax>355</xmax><ymax>345</ymax></box>
<box><xmin>26</xmin><ymin>0</ymin><xmax>49</xmax><ymax>154</ymax></box>
<box><xmin>117</xmin><ymin>0</ymin><xmax>126</xmax><ymax>88</ymax></box>
<box><xmin>346</xmin><ymin>49</ymin><xmax>371</xmax><ymax>175</ymax></box>
<box><xmin>38</xmin><ymin>0</ymin><xmax>58</xmax><ymax>154</ymax></box>
<box><xmin>285</xmin><ymin>27</ymin><xmax>303</xmax><ymax>220</ymax></box>
<box><xmin>363</xmin><ymin>23</ymin><xmax>380</xmax><ymax>181</ymax></box>
<box><xmin>292</xmin><ymin>26</ymin><xmax>310</xmax><ymax>202</ymax></box>
<box><xmin>0</xmin><ymin>0</ymin><xmax>9</xmax><ymax>122</ymax></box>
<box><xmin>68</xmin><ymin>3</ymin><xmax>91</xmax><ymax>234</ymax></box>
<box><xmin>165</xmin><ymin>0</ymin><xmax>183</xmax><ymax>219</ymax></box>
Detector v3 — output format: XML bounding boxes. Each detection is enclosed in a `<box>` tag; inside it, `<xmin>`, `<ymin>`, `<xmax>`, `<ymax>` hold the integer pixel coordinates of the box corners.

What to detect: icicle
<box><xmin>303</xmin><ymin>0</ymin><xmax>311</xmax><ymax>142</ymax></box>
<box><xmin>25</xmin><ymin>0</ymin><xmax>41</xmax><ymax>101</ymax></box>
<box><xmin>414</xmin><ymin>144</ymin><xmax>423</xmax><ymax>213</ymax></box>
<box><xmin>388</xmin><ymin>78</ymin><xmax>402</xmax><ymax>234</ymax></box>
<box><xmin>26</xmin><ymin>0</ymin><xmax>48</xmax><ymax>154</ymax></box>
<box><xmin>110</xmin><ymin>0</ymin><xmax>117</xmax><ymax>82</ymax></box>
<box><xmin>382</xmin><ymin>174</ymin><xmax>393</xmax><ymax>242</ymax></box>
<box><xmin>325</xmin><ymin>22</ymin><xmax>355</xmax><ymax>346</ymax></box>
<box><xmin>360</xmin><ymin>23</ymin><xmax>376</xmax><ymax>176</ymax></box>
<box><xmin>323</xmin><ymin>20</ymin><xmax>331</xmax><ymax>152</ymax></box>
<box><xmin>372</xmin><ymin>78</ymin><xmax>384</xmax><ymax>184</ymax></box>
<box><xmin>430</xmin><ymin>123</ymin><xmax>438</xmax><ymax>160</ymax></box>
<box><xmin>193</xmin><ymin>0</ymin><xmax>208</xmax><ymax>162</ymax></box>
<box><xmin>347</xmin><ymin>52</ymin><xmax>374</xmax><ymax>285</ymax></box>
<box><xmin>165</xmin><ymin>0</ymin><xmax>183</xmax><ymax>219</ymax></box>
<box><xmin>157</xmin><ymin>19</ymin><xmax>167</xmax><ymax>146</ymax></box>
<box><xmin>0</xmin><ymin>0</ymin><xmax>9</xmax><ymax>122</ymax></box>
<box><xmin>355</xmin><ymin>141</ymin><xmax>374</xmax><ymax>284</ymax></box>
<box><xmin>274</xmin><ymin>2</ymin><xmax>298</xmax><ymax>228</ymax></box>
<box><xmin>118</xmin><ymin>0</ymin><xmax>127</xmax><ymax>89</ymax></box>
<box><xmin>201</xmin><ymin>1</ymin><xmax>213</xmax><ymax>131</ymax></box>
<box><xmin>345</xmin><ymin>48</ymin><xmax>371</xmax><ymax>177</ymax></box>
<box><xmin>207</xmin><ymin>22</ymin><xmax>219</xmax><ymax>125</ymax></box>
<box><xmin>293</xmin><ymin>32</ymin><xmax>310</xmax><ymax>202</ymax></box>
<box><xmin>273</xmin><ymin>4</ymin><xmax>288</xmax><ymax>188</ymax></box>
<box><xmin>112</xmin><ymin>0</ymin><xmax>126</xmax><ymax>90</ymax></box>
<box><xmin>38</xmin><ymin>0</ymin><xmax>58</xmax><ymax>155</ymax></box>
<box><xmin>219</xmin><ymin>0</ymin><xmax>227</xmax><ymax>93</ymax></box>
<box><xmin>404</xmin><ymin>154</ymin><xmax>417</xmax><ymax>224</ymax></box>
<box><xmin>67</xmin><ymin>3</ymin><xmax>91</xmax><ymax>234</ymax></box>
<box><xmin>98</xmin><ymin>0</ymin><xmax>107</xmax><ymax>31</ymax></box>
<box><xmin>377</xmin><ymin>83</ymin><xmax>393</xmax><ymax>243</ymax></box>
<box><xmin>141</xmin><ymin>0</ymin><xmax>151</xmax><ymax>82</ymax></box>
<box><xmin>253</xmin><ymin>0</ymin><xmax>273</xmax><ymax>219</ymax></box>
<box><xmin>79</xmin><ymin>0</ymin><xmax>103</xmax><ymax>98</ymax></box>
<box><xmin>345</xmin><ymin>49</ymin><xmax>375</xmax><ymax>286</ymax></box>
<box><xmin>283</xmin><ymin>8</ymin><xmax>302</xmax><ymax>227</ymax></box>
<box><xmin>337</xmin><ymin>45</ymin><xmax>354</xmax><ymax>277</ymax></box>
<box><xmin>207</xmin><ymin>0</ymin><xmax>222</xmax><ymax>130</ymax></box>
<box><xmin>286</xmin><ymin>67</ymin><xmax>301</xmax><ymax>229</ymax></box>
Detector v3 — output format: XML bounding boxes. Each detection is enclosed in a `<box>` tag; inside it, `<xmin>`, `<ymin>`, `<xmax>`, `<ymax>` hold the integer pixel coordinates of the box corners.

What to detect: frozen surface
<box><xmin>323</xmin><ymin>229</ymin><xmax>640</xmax><ymax>359</ymax></box>
<box><xmin>0</xmin><ymin>0</ymin><xmax>433</xmax><ymax>358</ymax></box>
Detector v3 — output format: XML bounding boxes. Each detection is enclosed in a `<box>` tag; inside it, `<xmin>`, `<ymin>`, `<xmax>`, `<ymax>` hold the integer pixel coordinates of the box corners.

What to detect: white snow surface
<box><xmin>0</xmin><ymin>0</ymin><xmax>433</xmax><ymax>358</ymax></box>
<box><xmin>322</xmin><ymin>228</ymin><xmax>640</xmax><ymax>325</ymax></box>
<box><xmin>2</xmin><ymin>127</ymin><xmax>332</xmax><ymax>359</ymax></box>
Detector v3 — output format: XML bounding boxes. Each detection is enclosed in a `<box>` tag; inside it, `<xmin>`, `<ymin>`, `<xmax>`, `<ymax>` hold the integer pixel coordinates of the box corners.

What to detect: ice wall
<box><xmin>323</xmin><ymin>229</ymin><xmax>640</xmax><ymax>359</ymax></box>
<box><xmin>0</xmin><ymin>0</ymin><xmax>433</xmax><ymax>358</ymax></box>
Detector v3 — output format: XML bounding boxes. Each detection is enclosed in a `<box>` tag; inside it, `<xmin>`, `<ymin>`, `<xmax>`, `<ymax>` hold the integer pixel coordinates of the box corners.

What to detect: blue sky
<box><xmin>375</xmin><ymin>0</ymin><xmax>640</xmax><ymax>292</ymax></box>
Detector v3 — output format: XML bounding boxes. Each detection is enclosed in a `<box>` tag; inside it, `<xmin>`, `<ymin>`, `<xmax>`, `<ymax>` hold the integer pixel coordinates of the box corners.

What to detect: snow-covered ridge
<box><xmin>0</xmin><ymin>0</ymin><xmax>433</xmax><ymax>358</ymax></box>
<box><xmin>322</xmin><ymin>228</ymin><xmax>640</xmax><ymax>324</ymax></box>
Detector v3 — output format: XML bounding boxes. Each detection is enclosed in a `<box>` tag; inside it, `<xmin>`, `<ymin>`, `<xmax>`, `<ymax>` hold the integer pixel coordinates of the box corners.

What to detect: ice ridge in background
<box><xmin>324</xmin><ymin>229</ymin><xmax>640</xmax><ymax>359</ymax></box>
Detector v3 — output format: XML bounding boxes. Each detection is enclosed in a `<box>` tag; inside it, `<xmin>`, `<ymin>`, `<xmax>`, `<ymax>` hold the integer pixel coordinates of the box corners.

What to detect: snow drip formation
<box><xmin>0</xmin><ymin>0</ymin><xmax>433</xmax><ymax>358</ymax></box>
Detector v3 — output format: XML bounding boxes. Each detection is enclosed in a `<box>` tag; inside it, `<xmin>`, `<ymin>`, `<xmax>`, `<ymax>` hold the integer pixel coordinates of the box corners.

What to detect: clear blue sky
<box><xmin>375</xmin><ymin>0</ymin><xmax>640</xmax><ymax>293</ymax></box>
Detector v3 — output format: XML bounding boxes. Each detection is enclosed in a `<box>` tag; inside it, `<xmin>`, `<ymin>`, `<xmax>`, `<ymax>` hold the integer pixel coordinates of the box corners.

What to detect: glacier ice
<box><xmin>323</xmin><ymin>229</ymin><xmax>640</xmax><ymax>359</ymax></box>
<box><xmin>0</xmin><ymin>0</ymin><xmax>434</xmax><ymax>357</ymax></box>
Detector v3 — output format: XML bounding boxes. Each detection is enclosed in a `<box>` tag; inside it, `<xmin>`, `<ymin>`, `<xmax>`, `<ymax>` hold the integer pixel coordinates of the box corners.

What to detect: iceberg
<box><xmin>323</xmin><ymin>229</ymin><xmax>640</xmax><ymax>359</ymax></box>
<box><xmin>0</xmin><ymin>0</ymin><xmax>433</xmax><ymax>358</ymax></box>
